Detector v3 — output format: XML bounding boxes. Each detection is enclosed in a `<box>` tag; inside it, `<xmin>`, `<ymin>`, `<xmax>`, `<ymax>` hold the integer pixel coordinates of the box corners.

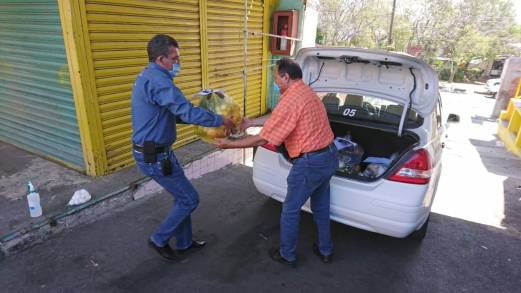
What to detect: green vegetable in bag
<box><xmin>193</xmin><ymin>89</ymin><xmax>242</xmax><ymax>143</ymax></box>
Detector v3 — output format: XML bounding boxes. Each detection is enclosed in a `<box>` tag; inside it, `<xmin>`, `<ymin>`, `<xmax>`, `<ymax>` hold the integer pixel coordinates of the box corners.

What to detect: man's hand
<box><xmin>222</xmin><ymin>116</ymin><xmax>236</xmax><ymax>134</ymax></box>
<box><xmin>213</xmin><ymin>138</ymin><xmax>233</xmax><ymax>149</ymax></box>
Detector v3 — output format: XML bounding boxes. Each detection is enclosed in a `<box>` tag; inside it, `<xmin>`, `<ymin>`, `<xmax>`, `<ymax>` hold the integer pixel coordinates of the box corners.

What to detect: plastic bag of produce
<box><xmin>359</xmin><ymin>153</ymin><xmax>399</xmax><ymax>178</ymax></box>
<box><xmin>336</xmin><ymin>134</ymin><xmax>364</xmax><ymax>175</ymax></box>
<box><xmin>193</xmin><ymin>89</ymin><xmax>242</xmax><ymax>143</ymax></box>
<box><xmin>361</xmin><ymin>163</ymin><xmax>387</xmax><ymax>178</ymax></box>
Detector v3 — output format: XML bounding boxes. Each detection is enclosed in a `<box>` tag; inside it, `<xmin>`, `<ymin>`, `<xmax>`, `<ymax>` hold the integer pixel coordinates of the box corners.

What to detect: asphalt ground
<box><xmin>1</xmin><ymin>164</ymin><xmax>520</xmax><ymax>293</ymax></box>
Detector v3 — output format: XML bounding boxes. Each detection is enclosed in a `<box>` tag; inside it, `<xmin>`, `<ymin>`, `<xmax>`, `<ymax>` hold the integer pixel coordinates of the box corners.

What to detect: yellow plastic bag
<box><xmin>194</xmin><ymin>89</ymin><xmax>242</xmax><ymax>143</ymax></box>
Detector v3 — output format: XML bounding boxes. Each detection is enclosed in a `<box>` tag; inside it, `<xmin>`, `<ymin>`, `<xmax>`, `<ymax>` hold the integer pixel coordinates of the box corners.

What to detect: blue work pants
<box><xmin>280</xmin><ymin>145</ymin><xmax>339</xmax><ymax>261</ymax></box>
<box><xmin>134</xmin><ymin>150</ymin><xmax>197</xmax><ymax>249</ymax></box>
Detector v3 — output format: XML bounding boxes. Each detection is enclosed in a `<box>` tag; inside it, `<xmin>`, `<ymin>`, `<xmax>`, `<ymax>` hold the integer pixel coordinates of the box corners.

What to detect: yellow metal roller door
<box><xmin>207</xmin><ymin>0</ymin><xmax>264</xmax><ymax>118</ymax></box>
<box><xmin>85</xmin><ymin>0</ymin><xmax>202</xmax><ymax>172</ymax></box>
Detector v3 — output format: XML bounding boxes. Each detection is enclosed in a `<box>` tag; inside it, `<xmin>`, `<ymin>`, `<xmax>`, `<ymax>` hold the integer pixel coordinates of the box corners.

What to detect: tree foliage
<box><xmin>316</xmin><ymin>0</ymin><xmax>520</xmax><ymax>64</ymax></box>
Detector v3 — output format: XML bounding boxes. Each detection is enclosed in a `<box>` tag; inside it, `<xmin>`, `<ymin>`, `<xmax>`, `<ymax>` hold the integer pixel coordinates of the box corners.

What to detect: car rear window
<box><xmin>318</xmin><ymin>92</ymin><xmax>423</xmax><ymax>127</ymax></box>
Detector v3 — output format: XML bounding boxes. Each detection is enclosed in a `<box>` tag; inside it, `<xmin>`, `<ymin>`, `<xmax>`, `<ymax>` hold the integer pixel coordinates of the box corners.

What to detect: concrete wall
<box><xmin>492</xmin><ymin>57</ymin><xmax>521</xmax><ymax>117</ymax></box>
<box><xmin>266</xmin><ymin>0</ymin><xmax>317</xmax><ymax>110</ymax></box>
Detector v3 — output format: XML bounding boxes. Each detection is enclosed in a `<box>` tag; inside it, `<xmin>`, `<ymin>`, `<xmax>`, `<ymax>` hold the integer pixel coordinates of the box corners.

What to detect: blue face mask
<box><xmin>273</xmin><ymin>82</ymin><xmax>280</xmax><ymax>94</ymax></box>
<box><xmin>169</xmin><ymin>63</ymin><xmax>180</xmax><ymax>77</ymax></box>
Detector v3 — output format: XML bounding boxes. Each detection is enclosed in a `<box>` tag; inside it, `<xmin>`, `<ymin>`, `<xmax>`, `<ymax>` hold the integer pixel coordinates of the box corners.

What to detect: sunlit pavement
<box><xmin>434</xmin><ymin>82</ymin><xmax>521</xmax><ymax>232</ymax></box>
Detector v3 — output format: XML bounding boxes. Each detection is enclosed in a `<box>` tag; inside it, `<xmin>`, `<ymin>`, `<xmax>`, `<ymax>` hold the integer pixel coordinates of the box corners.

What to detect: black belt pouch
<box><xmin>143</xmin><ymin>141</ymin><xmax>157</xmax><ymax>163</ymax></box>
<box><xmin>161</xmin><ymin>157</ymin><xmax>172</xmax><ymax>176</ymax></box>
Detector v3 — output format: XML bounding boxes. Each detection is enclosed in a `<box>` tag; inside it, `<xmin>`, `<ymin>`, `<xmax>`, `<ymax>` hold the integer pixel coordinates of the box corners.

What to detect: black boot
<box><xmin>312</xmin><ymin>243</ymin><xmax>333</xmax><ymax>263</ymax></box>
<box><xmin>268</xmin><ymin>247</ymin><xmax>296</xmax><ymax>268</ymax></box>
<box><xmin>148</xmin><ymin>239</ymin><xmax>183</xmax><ymax>262</ymax></box>
<box><xmin>177</xmin><ymin>239</ymin><xmax>207</xmax><ymax>255</ymax></box>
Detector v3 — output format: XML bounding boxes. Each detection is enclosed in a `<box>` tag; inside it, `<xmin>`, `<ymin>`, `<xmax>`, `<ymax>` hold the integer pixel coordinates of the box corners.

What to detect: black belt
<box><xmin>292</xmin><ymin>144</ymin><xmax>334</xmax><ymax>160</ymax></box>
<box><xmin>132</xmin><ymin>144</ymin><xmax>170</xmax><ymax>154</ymax></box>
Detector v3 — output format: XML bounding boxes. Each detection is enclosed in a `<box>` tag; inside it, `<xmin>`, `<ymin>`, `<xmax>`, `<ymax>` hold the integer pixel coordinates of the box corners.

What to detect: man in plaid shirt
<box><xmin>214</xmin><ymin>58</ymin><xmax>339</xmax><ymax>267</ymax></box>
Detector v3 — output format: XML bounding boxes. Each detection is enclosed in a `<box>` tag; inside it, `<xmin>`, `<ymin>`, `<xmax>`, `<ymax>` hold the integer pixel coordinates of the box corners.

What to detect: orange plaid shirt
<box><xmin>260</xmin><ymin>80</ymin><xmax>334</xmax><ymax>158</ymax></box>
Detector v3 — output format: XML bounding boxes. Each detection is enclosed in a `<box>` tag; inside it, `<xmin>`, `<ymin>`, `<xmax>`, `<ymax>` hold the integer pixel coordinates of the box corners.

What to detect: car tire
<box><xmin>408</xmin><ymin>215</ymin><xmax>430</xmax><ymax>240</ymax></box>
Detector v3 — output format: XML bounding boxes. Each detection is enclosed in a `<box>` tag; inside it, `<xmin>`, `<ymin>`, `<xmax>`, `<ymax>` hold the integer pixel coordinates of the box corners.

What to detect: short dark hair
<box><xmin>276</xmin><ymin>57</ymin><xmax>302</xmax><ymax>80</ymax></box>
<box><xmin>147</xmin><ymin>34</ymin><xmax>179</xmax><ymax>62</ymax></box>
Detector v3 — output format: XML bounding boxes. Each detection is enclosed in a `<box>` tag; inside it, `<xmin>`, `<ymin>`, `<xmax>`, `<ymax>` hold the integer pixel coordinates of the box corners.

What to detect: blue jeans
<box><xmin>280</xmin><ymin>144</ymin><xmax>339</xmax><ymax>261</ymax></box>
<box><xmin>134</xmin><ymin>150</ymin><xmax>197</xmax><ymax>249</ymax></box>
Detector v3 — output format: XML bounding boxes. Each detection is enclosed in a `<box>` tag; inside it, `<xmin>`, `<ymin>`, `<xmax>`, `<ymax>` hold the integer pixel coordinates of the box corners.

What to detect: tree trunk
<box><xmin>449</xmin><ymin>61</ymin><xmax>455</xmax><ymax>83</ymax></box>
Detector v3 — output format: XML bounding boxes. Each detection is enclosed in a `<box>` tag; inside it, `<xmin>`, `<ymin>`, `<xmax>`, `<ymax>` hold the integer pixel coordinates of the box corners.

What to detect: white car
<box><xmin>485</xmin><ymin>78</ymin><xmax>501</xmax><ymax>95</ymax></box>
<box><xmin>253</xmin><ymin>48</ymin><xmax>444</xmax><ymax>240</ymax></box>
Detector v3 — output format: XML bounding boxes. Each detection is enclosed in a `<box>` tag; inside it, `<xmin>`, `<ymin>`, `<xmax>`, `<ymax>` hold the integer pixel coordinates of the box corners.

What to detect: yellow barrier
<box><xmin>498</xmin><ymin>96</ymin><xmax>521</xmax><ymax>158</ymax></box>
<box><xmin>514</xmin><ymin>78</ymin><xmax>521</xmax><ymax>99</ymax></box>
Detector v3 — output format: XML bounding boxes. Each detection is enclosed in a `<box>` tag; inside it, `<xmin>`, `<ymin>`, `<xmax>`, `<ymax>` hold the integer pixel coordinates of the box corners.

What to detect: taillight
<box><xmin>388</xmin><ymin>149</ymin><xmax>432</xmax><ymax>184</ymax></box>
<box><xmin>261</xmin><ymin>143</ymin><xmax>278</xmax><ymax>152</ymax></box>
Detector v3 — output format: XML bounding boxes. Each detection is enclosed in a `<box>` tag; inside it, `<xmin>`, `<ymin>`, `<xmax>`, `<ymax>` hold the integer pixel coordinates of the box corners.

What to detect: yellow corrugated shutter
<box><xmin>206</xmin><ymin>0</ymin><xmax>264</xmax><ymax>118</ymax></box>
<box><xmin>84</xmin><ymin>0</ymin><xmax>202</xmax><ymax>172</ymax></box>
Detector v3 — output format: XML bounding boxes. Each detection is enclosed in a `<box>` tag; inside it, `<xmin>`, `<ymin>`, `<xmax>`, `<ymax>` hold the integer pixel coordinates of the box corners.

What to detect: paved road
<box><xmin>1</xmin><ymin>84</ymin><xmax>520</xmax><ymax>293</ymax></box>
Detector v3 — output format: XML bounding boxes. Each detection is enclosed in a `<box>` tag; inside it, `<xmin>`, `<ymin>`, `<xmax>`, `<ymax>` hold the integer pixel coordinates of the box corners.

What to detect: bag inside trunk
<box><xmin>330</xmin><ymin>120</ymin><xmax>419</xmax><ymax>180</ymax></box>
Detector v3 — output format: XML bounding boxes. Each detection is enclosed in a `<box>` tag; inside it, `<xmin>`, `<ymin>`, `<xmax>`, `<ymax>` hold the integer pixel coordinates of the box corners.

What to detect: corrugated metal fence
<box><xmin>84</xmin><ymin>0</ymin><xmax>204</xmax><ymax>172</ymax></box>
<box><xmin>83</xmin><ymin>0</ymin><xmax>265</xmax><ymax>173</ymax></box>
<box><xmin>207</xmin><ymin>0</ymin><xmax>264</xmax><ymax>117</ymax></box>
<box><xmin>0</xmin><ymin>0</ymin><xmax>84</xmax><ymax>169</ymax></box>
<box><xmin>0</xmin><ymin>0</ymin><xmax>268</xmax><ymax>175</ymax></box>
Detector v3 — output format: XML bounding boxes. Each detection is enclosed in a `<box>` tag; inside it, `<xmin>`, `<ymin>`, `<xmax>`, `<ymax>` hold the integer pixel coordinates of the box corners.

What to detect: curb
<box><xmin>0</xmin><ymin>147</ymin><xmax>253</xmax><ymax>258</ymax></box>
<box><xmin>0</xmin><ymin>177</ymin><xmax>149</xmax><ymax>258</ymax></box>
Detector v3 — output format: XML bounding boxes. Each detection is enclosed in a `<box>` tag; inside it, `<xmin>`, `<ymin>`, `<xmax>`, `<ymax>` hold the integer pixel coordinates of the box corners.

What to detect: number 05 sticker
<box><xmin>342</xmin><ymin>108</ymin><xmax>357</xmax><ymax>117</ymax></box>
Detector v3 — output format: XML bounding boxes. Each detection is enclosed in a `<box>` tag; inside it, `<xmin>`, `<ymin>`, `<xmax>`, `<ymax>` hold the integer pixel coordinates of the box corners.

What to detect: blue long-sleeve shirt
<box><xmin>131</xmin><ymin>63</ymin><xmax>223</xmax><ymax>146</ymax></box>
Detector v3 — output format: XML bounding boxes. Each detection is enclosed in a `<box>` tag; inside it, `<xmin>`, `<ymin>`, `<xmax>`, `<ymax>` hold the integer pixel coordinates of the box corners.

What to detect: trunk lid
<box><xmin>295</xmin><ymin>48</ymin><xmax>439</xmax><ymax>118</ymax></box>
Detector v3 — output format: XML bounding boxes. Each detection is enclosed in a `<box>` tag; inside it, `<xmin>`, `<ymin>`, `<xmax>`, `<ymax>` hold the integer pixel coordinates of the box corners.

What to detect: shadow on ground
<box><xmin>468</xmin><ymin>136</ymin><xmax>521</xmax><ymax>237</ymax></box>
<box><xmin>1</xmin><ymin>166</ymin><xmax>520</xmax><ymax>293</ymax></box>
<box><xmin>470</xmin><ymin>115</ymin><xmax>497</xmax><ymax>125</ymax></box>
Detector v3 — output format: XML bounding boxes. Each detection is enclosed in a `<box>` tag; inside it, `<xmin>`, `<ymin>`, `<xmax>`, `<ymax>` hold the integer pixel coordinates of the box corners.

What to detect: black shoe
<box><xmin>268</xmin><ymin>247</ymin><xmax>296</xmax><ymax>268</ymax></box>
<box><xmin>312</xmin><ymin>243</ymin><xmax>332</xmax><ymax>263</ymax></box>
<box><xmin>148</xmin><ymin>239</ymin><xmax>181</xmax><ymax>261</ymax></box>
<box><xmin>177</xmin><ymin>239</ymin><xmax>206</xmax><ymax>255</ymax></box>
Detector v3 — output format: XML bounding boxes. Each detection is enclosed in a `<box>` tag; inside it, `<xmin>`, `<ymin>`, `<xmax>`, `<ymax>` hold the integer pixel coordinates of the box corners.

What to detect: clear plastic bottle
<box><xmin>27</xmin><ymin>181</ymin><xmax>42</xmax><ymax>217</ymax></box>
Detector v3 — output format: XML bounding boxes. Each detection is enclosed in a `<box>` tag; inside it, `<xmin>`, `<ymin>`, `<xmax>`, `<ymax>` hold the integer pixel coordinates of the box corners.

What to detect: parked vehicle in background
<box><xmin>485</xmin><ymin>78</ymin><xmax>501</xmax><ymax>95</ymax></box>
<box><xmin>253</xmin><ymin>48</ymin><xmax>444</xmax><ymax>240</ymax></box>
<box><xmin>489</xmin><ymin>56</ymin><xmax>507</xmax><ymax>77</ymax></box>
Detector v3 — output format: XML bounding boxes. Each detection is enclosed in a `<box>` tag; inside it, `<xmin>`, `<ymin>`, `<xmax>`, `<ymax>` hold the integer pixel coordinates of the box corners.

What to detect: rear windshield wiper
<box><xmin>339</xmin><ymin>55</ymin><xmax>369</xmax><ymax>64</ymax></box>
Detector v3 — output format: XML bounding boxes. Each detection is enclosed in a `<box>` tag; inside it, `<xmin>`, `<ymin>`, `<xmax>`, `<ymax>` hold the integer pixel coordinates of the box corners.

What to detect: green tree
<box><xmin>316</xmin><ymin>0</ymin><xmax>520</xmax><ymax>72</ymax></box>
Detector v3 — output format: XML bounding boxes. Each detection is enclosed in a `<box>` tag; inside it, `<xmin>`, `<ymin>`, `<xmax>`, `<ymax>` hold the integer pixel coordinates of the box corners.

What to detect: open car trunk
<box><xmin>329</xmin><ymin>120</ymin><xmax>419</xmax><ymax>180</ymax></box>
<box><xmin>277</xmin><ymin>119</ymin><xmax>419</xmax><ymax>181</ymax></box>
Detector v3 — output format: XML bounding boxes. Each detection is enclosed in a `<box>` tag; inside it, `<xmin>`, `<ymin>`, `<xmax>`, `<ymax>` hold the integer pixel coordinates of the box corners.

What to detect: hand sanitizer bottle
<box><xmin>27</xmin><ymin>181</ymin><xmax>42</xmax><ymax>218</ymax></box>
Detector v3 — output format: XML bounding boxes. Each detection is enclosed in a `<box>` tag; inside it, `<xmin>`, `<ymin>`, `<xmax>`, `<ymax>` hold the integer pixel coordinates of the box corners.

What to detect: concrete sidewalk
<box><xmin>0</xmin><ymin>140</ymin><xmax>253</xmax><ymax>256</ymax></box>
<box><xmin>0</xmin><ymin>141</ymin><xmax>141</xmax><ymax>237</ymax></box>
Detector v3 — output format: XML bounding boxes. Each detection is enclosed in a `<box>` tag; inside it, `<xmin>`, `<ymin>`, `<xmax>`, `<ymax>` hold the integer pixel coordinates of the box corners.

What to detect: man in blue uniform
<box><xmin>131</xmin><ymin>34</ymin><xmax>234</xmax><ymax>261</ymax></box>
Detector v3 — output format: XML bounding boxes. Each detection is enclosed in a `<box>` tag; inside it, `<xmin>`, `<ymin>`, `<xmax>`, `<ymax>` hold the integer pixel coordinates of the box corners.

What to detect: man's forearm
<box><xmin>227</xmin><ymin>135</ymin><xmax>267</xmax><ymax>148</ymax></box>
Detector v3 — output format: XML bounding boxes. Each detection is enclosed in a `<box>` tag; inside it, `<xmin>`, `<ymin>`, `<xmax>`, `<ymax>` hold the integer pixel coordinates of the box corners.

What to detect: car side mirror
<box><xmin>447</xmin><ymin>113</ymin><xmax>460</xmax><ymax>123</ymax></box>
